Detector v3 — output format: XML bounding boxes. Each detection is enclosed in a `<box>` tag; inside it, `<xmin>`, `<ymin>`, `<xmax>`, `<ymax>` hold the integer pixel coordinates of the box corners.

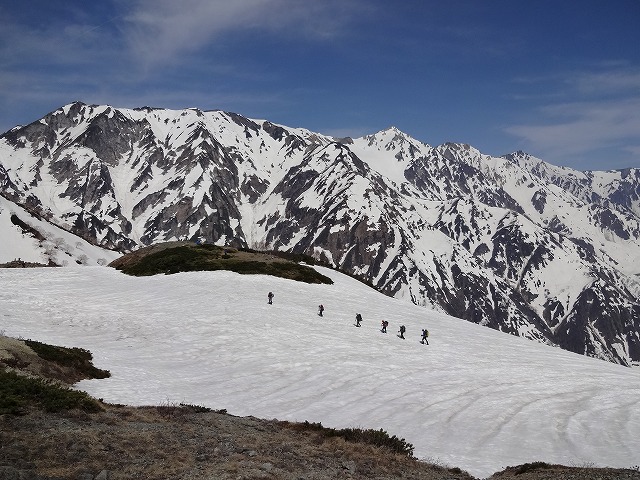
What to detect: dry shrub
<box><xmin>278</xmin><ymin>420</ymin><xmax>414</xmax><ymax>457</ymax></box>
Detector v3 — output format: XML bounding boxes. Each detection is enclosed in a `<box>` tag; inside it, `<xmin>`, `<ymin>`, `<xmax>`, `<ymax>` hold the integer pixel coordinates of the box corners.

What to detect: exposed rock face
<box><xmin>1</xmin><ymin>102</ymin><xmax>639</xmax><ymax>366</ymax></box>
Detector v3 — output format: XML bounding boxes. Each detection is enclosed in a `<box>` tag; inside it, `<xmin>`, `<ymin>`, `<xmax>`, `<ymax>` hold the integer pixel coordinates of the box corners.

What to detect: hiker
<box><xmin>381</xmin><ymin>320</ymin><xmax>388</xmax><ymax>333</ymax></box>
<box><xmin>355</xmin><ymin>313</ymin><xmax>362</xmax><ymax>327</ymax></box>
<box><xmin>399</xmin><ymin>325</ymin><xmax>406</xmax><ymax>339</ymax></box>
<box><xmin>318</xmin><ymin>304</ymin><xmax>324</xmax><ymax>317</ymax></box>
<box><xmin>267</xmin><ymin>292</ymin><xmax>274</xmax><ymax>305</ymax></box>
<box><xmin>421</xmin><ymin>328</ymin><xmax>429</xmax><ymax>345</ymax></box>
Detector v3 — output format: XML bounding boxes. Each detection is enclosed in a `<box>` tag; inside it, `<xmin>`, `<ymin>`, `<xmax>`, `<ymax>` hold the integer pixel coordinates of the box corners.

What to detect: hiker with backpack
<box><xmin>355</xmin><ymin>313</ymin><xmax>362</xmax><ymax>327</ymax></box>
<box><xmin>398</xmin><ymin>325</ymin><xmax>406</xmax><ymax>339</ymax></box>
<box><xmin>318</xmin><ymin>304</ymin><xmax>324</xmax><ymax>317</ymax></box>
<box><xmin>380</xmin><ymin>320</ymin><xmax>388</xmax><ymax>333</ymax></box>
<box><xmin>267</xmin><ymin>292</ymin><xmax>274</xmax><ymax>305</ymax></box>
<box><xmin>421</xmin><ymin>328</ymin><xmax>429</xmax><ymax>345</ymax></box>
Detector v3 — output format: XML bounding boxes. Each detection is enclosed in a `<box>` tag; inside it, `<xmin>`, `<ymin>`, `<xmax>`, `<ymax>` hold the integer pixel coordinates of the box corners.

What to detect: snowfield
<box><xmin>0</xmin><ymin>195</ymin><xmax>121</xmax><ymax>266</ymax></box>
<box><xmin>1</xmin><ymin>265</ymin><xmax>639</xmax><ymax>478</ymax></box>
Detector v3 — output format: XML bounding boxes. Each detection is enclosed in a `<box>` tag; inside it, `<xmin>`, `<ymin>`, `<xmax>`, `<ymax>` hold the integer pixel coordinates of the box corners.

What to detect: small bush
<box><xmin>331</xmin><ymin>427</ymin><xmax>414</xmax><ymax>457</ymax></box>
<box><xmin>283</xmin><ymin>421</ymin><xmax>414</xmax><ymax>457</ymax></box>
<box><xmin>0</xmin><ymin>370</ymin><xmax>103</xmax><ymax>415</ymax></box>
<box><xmin>512</xmin><ymin>462</ymin><xmax>554</xmax><ymax>474</ymax></box>
<box><xmin>179</xmin><ymin>403</ymin><xmax>213</xmax><ymax>413</ymax></box>
<box><xmin>152</xmin><ymin>402</ymin><xmax>215</xmax><ymax>417</ymax></box>
<box><xmin>0</xmin><ymin>357</ymin><xmax>29</xmax><ymax>369</ymax></box>
<box><xmin>24</xmin><ymin>339</ymin><xmax>110</xmax><ymax>379</ymax></box>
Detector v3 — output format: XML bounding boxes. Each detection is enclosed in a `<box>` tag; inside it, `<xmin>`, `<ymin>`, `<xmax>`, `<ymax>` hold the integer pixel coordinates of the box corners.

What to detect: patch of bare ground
<box><xmin>1</xmin><ymin>405</ymin><xmax>475</xmax><ymax>480</ymax></box>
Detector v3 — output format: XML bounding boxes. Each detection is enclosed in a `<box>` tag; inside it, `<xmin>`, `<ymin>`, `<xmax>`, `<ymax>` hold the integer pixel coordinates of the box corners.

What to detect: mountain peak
<box><xmin>372</xmin><ymin>125</ymin><xmax>405</xmax><ymax>138</ymax></box>
<box><xmin>360</xmin><ymin>126</ymin><xmax>429</xmax><ymax>151</ymax></box>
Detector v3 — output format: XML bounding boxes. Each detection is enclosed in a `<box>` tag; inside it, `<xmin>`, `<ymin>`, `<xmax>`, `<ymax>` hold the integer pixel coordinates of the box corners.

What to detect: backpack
<box><xmin>425</xmin><ymin>329</ymin><xmax>429</xmax><ymax>337</ymax></box>
<box><xmin>400</xmin><ymin>325</ymin><xmax>405</xmax><ymax>333</ymax></box>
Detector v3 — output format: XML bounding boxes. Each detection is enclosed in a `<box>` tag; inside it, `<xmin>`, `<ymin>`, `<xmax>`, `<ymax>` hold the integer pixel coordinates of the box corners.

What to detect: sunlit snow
<box><xmin>0</xmin><ymin>196</ymin><xmax>120</xmax><ymax>266</ymax></box>
<box><xmin>1</xmin><ymin>266</ymin><xmax>639</xmax><ymax>478</ymax></box>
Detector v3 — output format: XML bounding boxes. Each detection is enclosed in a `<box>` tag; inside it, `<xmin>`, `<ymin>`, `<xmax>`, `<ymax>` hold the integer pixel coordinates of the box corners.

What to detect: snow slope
<box><xmin>0</xmin><ymin>195</ymin><xmax>120</xmax><ymax>265</ymax></box>
<box><xmin>1</xmin><ymin>266</ymin><xmax>638</xmax><ymax>478</ymax></box>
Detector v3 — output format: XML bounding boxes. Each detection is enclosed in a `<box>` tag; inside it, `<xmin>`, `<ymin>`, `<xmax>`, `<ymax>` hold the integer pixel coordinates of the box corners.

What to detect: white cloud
<box><xmin>505</xmin><ymin>67</ymin><xmax>640</xmax><ymax>167</ymax></box>
<box><xmin>507</xmin><ymin>98</ymin><xmax>640</xmax><ymax>151</ymax></box>
<box><xmin>570</xmin><ymin>69</ymin><xmax>640</xmax><ymax>94</ymax></box>
<box><xmin>122</xmin><ymin>0</ymin><xmax>363</xmax><ymax>70</ymax></box>
<box><xmin>505</xmin><ymin>98</ymin><xmax>640</xmax><ymax>165</ymax></box>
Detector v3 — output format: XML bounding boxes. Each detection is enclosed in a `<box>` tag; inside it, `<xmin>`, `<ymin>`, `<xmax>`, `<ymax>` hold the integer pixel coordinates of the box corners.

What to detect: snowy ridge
<box><xmin>1</xmin><ymin>102</ymin><xmax>639</xmax><ymax>366</ymax></box>
<box><xmin>0</xmin><ymin>195</ymin><xmax>120</xmax><ymax>266</ymax></box>
<box><xmin>1</xmin><ymin>266</ymin><xmax>639</xmax><ymax>478</ymax></box>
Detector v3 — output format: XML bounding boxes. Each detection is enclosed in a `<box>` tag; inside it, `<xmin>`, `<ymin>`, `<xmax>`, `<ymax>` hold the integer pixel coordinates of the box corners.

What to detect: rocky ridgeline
<box><xmin>0</xmin><ymin>259</ymin><xmax>52</xmax><ymax>268</ymax></box>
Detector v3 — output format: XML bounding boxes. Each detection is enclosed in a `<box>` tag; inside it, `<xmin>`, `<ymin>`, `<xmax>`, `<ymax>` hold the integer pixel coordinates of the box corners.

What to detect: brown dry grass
<box><xmin>1</xmin><ymin>404</ymin><xmax>475</xmax><ymax>480</ymax></box>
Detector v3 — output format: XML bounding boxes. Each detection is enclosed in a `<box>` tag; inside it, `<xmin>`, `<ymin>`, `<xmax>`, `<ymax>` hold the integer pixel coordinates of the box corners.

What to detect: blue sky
<box><xmin>1</xmin><ymin>0</ymin><xmax>639</xmax><ymax>171</ymax></box>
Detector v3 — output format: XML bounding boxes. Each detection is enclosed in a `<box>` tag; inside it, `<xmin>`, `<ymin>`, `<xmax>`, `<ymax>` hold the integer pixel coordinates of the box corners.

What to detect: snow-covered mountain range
<box><xmin>1</xmin><ymin>102</ymin><xmax>639</xmax><ymax>366</ymax></box>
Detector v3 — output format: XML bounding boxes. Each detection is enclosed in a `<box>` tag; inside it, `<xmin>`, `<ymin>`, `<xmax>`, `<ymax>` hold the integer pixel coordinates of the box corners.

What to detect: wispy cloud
<box><xmin>506</xmin><ymin>98</ymin><xmax>640</xmax><ymax>156</ymax></box>
<box><xmin>121</xmin><ymin>0</ymin><xmax>364</xmax><ymax>70</ymax></box>
<box><xmin>505</xmin><ymin>66</ymin><xmax>640</xmax><ymax>169</ymax></box>
<box><xmin>0</xmin><ymin>0</ymin><xmax>366</xmax><ymax>130</ymax></box>
<box><xmin>0</xmin><ymin>10</ymin><xmax>120</xmax><ymax>69</ymax></box>
<box><xmin>569</xmin><ymin>69</ymin><xmax>640</xmax><ymax>95</ymax></box>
